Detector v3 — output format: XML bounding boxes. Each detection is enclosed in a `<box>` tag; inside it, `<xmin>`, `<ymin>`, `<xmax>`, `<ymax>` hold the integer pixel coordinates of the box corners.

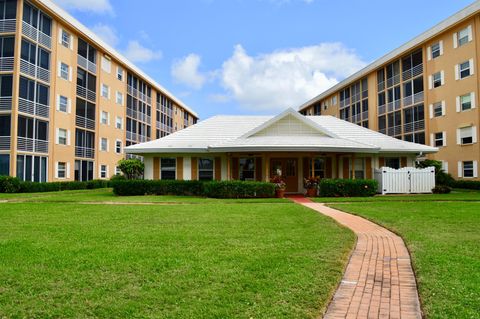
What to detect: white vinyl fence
<box><xmin>374</xmin><ymin>166</ymin><xmax>435</xmax><ymax>195</ymax></box>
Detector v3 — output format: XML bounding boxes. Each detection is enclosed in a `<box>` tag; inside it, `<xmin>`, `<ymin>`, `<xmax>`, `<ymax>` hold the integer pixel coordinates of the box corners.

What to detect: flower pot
<box><xmin>275</xmin><ymin>189</ymin><xmax>285</xmax><ymax>198</ymax></box>
<box><xmin>306</xmin><ymin>188</ymin><xmax>317</xmax><ymax>197</ymax></box>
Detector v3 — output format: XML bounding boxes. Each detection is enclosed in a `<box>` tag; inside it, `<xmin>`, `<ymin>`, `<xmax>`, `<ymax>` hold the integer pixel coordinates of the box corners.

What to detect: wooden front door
<box><xmin>270</xmin><ymin>158</ymin><xmax>298</xmax><ymax>193</ymax></box>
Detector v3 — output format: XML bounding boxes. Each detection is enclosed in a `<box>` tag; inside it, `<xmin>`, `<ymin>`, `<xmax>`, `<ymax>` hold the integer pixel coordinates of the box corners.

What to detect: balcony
<box><xmin>386</xmin><ymin>74</ymin><xmax>400</xmax><ymax>88</ymax></box>
<box><xmin>156</xmin><ymin>121</ymin><xmax>173</xmax><ymax>133</ymax></box>
<box><xmin>377</xmin><ymin>104</ymin><xmax>386</xmax><ymax>115</ymax></box>
<box><xmin>0</xmin><ymin>136</ymin><xmax>10</xmax><ymax>150</ymax></box>
<box><xmin>0</xmin><ymin>57</ymin><xmax>14</xmax><ymax>72</ymax></box>
<box><xmin>0</xmin><ymin>19</ymin><xmax>16</xmax><ymax>33</ymax></box>
<box><xmin>22</xmin><ymin>21</ymin><xmax>51</xmax><ymax>49</ymax></box>
<box><xmin>77</xmin><ymin>55</ymin><xmax>96</xmax><ymax>74</ymax></box>
<box><xmin>76</xmin><ymin>85</ymin><xmax>96</xmax><ymax>103</ymax></box>
<box><xmin>126</xmin><ymin>131</ymin><xmax>138</xmax><ymax>142</ymax></box>
<box><xmin>387</xmin><ymin>125</ymin><xmax>402</xmax><ymax>137</ymax></box>
<box><xmin>387</xmin><ymin>100</ymin><xmax>401</xmax><ymax>113</ymax></box>
<box><xmin>0</xmin><ymin>96</ymin><xmax>12</xmax><ymax>111</ymax></box>
<box><xmin>75</xmin><ymin>115</ymin><xmax>95</xmax><ymax>131</ymax></box>
<box><xmin>126</xmin><ymin>107</ymin><xmax>137</xmax><ymax>119</ymax></box>
<box><xmin>404</xmin><ymin>120</ymin><xmax>425</xmax><ymax>133</ymax></box>
<box><xmin>128</xmin><ymin>85</ymin><xmax>152</xmax><ymax>105</ymax></box>
<box><xmin>377</xmin><ymin>81</ymin><xmax>385</xmax><ymax>92</ymax></box>
<box><xmin>17</xmin><ymin>137</ymin><xmax>48</xmax><ymax>153</ymax></box>
<box><xmin>18</xmin><ymin>98</ymin><xmax>50</xmax><ymax>118</ymax></box>
<box><xmin>402</xmin><ymin>64</ymin><xmax>423</xmax><ymax>81</ymax></box>
<box><xmin>75</xmin><ymin>146</ymin><xmax>95</xmax><ymax>159</ymax></box>
<box><xmin>402</xmin><ymin>92</ymin><xmax>424</xmax><ymax>108</ymax></box>
<box><xmin>20</xmin><ymin>59</ymin><xmax>50</xmax><ymax>83</ymax></box>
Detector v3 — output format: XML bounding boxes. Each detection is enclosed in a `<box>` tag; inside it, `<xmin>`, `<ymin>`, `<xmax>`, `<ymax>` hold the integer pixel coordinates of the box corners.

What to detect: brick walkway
<box><xmin>289</xmin><ymin>196</ymin><xmax>422</xmax><ymax>319</ymax></box>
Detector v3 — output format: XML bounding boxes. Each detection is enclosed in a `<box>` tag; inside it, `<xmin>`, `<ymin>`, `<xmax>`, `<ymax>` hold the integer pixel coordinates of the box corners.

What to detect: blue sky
<box><xmin>54</xmin><ymin>0</ymin><xmax>474</xmax><ymax>119</ymax></box>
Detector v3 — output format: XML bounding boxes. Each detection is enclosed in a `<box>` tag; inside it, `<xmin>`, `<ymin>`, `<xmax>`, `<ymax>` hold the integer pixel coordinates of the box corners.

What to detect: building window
<box><xmin>385</xmin><ymin>158</ymin><xmax>400</xmax><ymax>169</ymax></box>
<box><xmin>117</xmin><ymin>67</ymin><xmax>123</xmax><ymax>81</ymax></box>
<box><xmin>433</xmin><ymin>102</ymin><xmax>443</xmax><ymax>117</ymax></box>
<box><xmin>57</xmin><ymin>162</ymin><xmax>66</xmax><ymax>178</ymax></box>
<box><xmin>115</xmin><ymin>166</ymin><xmax>122</xmax><ymax>175</ymax></box>
<box><xmin>458</xmin><ymin>126</ymin><xmax>475</xmax><ymax>145</ymax></box>
<box><xmin>58</xmin><ymin>95</ymin><xmax>68</xmax><ymax>113</ymax></box>
<box><xmin>61</xmin><ymin>30</ymin><xmax>70</xmax><ymax>48</ymax></box>
<box><xmin>16</xmin><ymin>155</ymin><xmax>48</xmax><ymax>182</ymax></box>
<box><xmin>116</xmin><ymin>91</ymin><xmax>123</xmax><ymax>105</ymax></box>
<box><xmin>100</xmin><ymin>137</ymin><xmax>108</xmax><ymax>151</ymax></box>
<box><xmin>463</xmin><ymin>161</ymin><xmax>474</xmax><ymax>178</ymax></box>
<box><xmin>160</xmin><ymin>158</ymin><xmax>176</xmax><ymax>180</ymax></box>
<box><xmin>457</xmin><ymin>26</ymin><xmax>471</xmax><ymax>47</ymax></box>
<box><xmin>354</xmin><ymin>158</ymin><xmax>365</xmax><ymax>179</ymax></box>
<box><xmin>308</xmin><ymin>158</ymin><xmax>325</xmax><ymax>178</ymax></box>
<box><xmin>460</xmin><ymin>93</ymin><xmax>472</xmax><ymax>111</ymax></box>
<box><xmin>101</xmin><ymin>111</ymin><xmax>108</xmax><ymax>125</ymax></box>
<box><xmin>434</xmin><ymin>132</ymin><xmax>445</xmax><ymax>147</ymax></box>
<box><xmin>57</xmin><ymin>128</ymin><xmax>67</xmax><ymax>145</ymax></box>
<box><xmin>430</xmin><ymin>42</ymin><xmax>441</xmax><ymax>59</ymax></box>
<box><xmin>115</xmin><ymin>140</ymin><xmax>122</xmax><ymax>154</ymax></box>
<box><xmin>432</xmin><ymin>72</ymin><xmax>442</xmax><ymax>88</ymax></box>
<box><xmin>60</xmin><ymin>62</ymin><xmax>69</xmax><ymax>80</ymax></box>
<box><xmin>0</xmin><ymin>0</ymin><xmax>16</xmax><ymax>20</ymax></box>
<box><xmin>116</xmin><ymin>116</ymin><xmax>123</xmax><ymax>129</ymax></box>
<box><xmin>101</xmin><ymin>84</ymin><xmax>109</xmax><ymax>99</ymax></box>
<box><xmin>100</xmin><ymin>165</ymin><xmax>107</xmax><ymax>179</ymax></box>
<box><xmin>101</xmin><ymin>57</ymin><xmax>111</xmax><ymax>73</ymax></box>
<box><xmin>0</xmin><ymin>154</ymin><xmax>10</xmax><ymax>176</ymax></box>
<box><xmin>239</xmin><ymin>158</ymin><xmax>255</xmax><ymax>181</ymax></box>
<box><xmin>458</xmin><ymin>60</ymin><xmax>472</xmax><ymax>79</ymax></box>
<box><xmin>198</xmin><ymin>158</ymin><xmax>214</xmax><ymax>181</ymax></box>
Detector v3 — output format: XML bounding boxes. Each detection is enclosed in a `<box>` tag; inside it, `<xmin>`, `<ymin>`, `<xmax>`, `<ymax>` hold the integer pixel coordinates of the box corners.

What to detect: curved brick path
<box><xmin>290</xmin><ymin>197</ymin><xmax>422</xmax><ymax>319</ymax></box>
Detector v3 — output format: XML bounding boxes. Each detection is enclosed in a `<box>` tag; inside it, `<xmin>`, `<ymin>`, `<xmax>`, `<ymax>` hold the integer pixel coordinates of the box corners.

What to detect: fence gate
<box><xmin>374</xmin><ymin>166</ymin><xmax>435</xmax><ymax>195</ymax></box>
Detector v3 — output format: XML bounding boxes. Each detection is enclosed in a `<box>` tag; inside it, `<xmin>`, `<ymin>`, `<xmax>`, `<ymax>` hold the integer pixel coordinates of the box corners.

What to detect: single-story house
<box><xmin>126</xmin><ymin>108</ymin><xmax>437</xmax><ymax>193</ymax></box>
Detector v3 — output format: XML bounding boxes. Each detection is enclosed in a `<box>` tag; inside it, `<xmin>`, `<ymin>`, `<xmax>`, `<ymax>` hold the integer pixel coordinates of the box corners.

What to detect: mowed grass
<box><xmin>0</xmin><ymin>193</ymin><xmax>354</xmax><ymax>318</ymax></box>
<box><xmin>329</xmin><ymin>199</ymin><xmax>480</xmax><ymax>319</ymax></box>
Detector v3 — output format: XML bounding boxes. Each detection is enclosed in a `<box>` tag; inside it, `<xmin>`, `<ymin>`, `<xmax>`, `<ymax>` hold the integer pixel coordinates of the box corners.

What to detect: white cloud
<box><xmin>171</xmin><ymin>54</ymin><xmax>207</xmax><ymax>90</ymax></box>
<box><xmin>53</xmin><ymin>0</ymin><xmax>113</xmax><ymax>14</ymax></box>
<box><xmin>219</xmin><ymin>43</ymin><xmax>366</xmax><ymax>112</ymax></box>
<box><xmin>91</xmin><ymin>23</ymin><xmax>118</xmax><ymax>47</ymax></box>
<box><xmin>123</xmin><ymin>41</ymin><xmax>162</xmax><ymax>63</ymax></box>
<box><xmin>208</xmin><ymin>93</ymin><xmax>231</xmax><ymax>103</ymax></box>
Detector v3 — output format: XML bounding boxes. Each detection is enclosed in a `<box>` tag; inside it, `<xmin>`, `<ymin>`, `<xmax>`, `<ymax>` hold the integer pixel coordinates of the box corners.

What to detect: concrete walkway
<box><xmin>289</xmin><ymin>196</ymin><xmax>422</xmax><ymax>319</ymax></box>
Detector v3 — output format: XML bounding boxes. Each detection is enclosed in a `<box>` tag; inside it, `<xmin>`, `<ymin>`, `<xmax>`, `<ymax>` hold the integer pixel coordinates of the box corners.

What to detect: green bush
<box><xmin>111</xmin><ymin>179</ymin><xmax>275</xmax><ymax>198</ymax></box>
<box><xmin>432</xmin><ymin>185</ymin><xmax>452</xmax><ymax>194</ymax></box>
<box><xmin>319</xmin><ymin>179</ymin><xmax>378</xmax><ymax>197</ymax></box>
<box><xmin>0</xmin><ymin>176</ymin><xmax>21</xmax><ymax>193</ymax></box>
<box><xmin>450</xmin><ymin>180</ymin><xmax>480</xmax><ymax>190</ymax></box>
<box><xmin>203</xmin><ymin>181</ymin><xmax>275</xmax><ymax>198</ymax></box>
<box><xmin>416</xmin><ymin>159</ymin><xmax>455</xmax><ymax>186</ymax></box>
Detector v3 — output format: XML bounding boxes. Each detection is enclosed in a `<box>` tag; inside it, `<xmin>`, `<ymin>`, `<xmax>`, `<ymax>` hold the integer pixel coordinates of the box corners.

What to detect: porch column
<box><xmin>226</xmin><ymin>153</ymin><xmax>231</xmax><ymax>180</ymax></box>
<box><xmin>265</xmin><ymin>154</ymin><xmax>270</xmax><ymax>182</ymax></box>
<box><xmin>351</xmin><ymin>154</ymin><xmax>356</xmax><ymax>180</ymax></box>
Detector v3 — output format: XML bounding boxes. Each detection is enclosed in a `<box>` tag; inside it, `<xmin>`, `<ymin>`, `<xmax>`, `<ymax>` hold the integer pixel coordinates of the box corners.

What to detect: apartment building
<box><xmin>299</xmin><ymin>1</ymin><xmax>480</xmax><ymax>180</ymax></box>
<box><xmin>0</xmin><ymin>0</ymin><xmax>198</xmax><ymax>182</ymax></box>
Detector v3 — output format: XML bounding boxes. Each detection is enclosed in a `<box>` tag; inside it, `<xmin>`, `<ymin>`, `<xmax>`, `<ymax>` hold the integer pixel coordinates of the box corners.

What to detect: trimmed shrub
<box><xmin>319</xmin><ymin>179</ymin><xmax>378</xmax><ymax>197</ymax></box>
<box><xmin>450</xmin><ymin>180</ymin><xmax>480</xmax><ymax>190</ymax></box>
<box><xmin>18</xmin><ymin>180</ymin><xmax>108</xmax><ymax>193</ymax></box>
<box><xmin>432</xmin><ymin>185</ymin><xmax>452</xmax><ymax>194</ymax></box>
<box><xmin>0</xmin><ymin>176</ymin><xmax>21</xmax><ymax>193</ymax></box>
<box><xmin>203</xmin><ymin>181</ymin><xmax>275</xmax><ymax>198</ymax></box>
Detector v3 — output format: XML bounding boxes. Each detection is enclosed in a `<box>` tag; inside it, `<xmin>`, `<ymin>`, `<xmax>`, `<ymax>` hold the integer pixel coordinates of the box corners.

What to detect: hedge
<box><xmin>0</xmin><ymin>176</ymin><xmax>110</xmax><ymax>194</ymax></box>
<box><xmin>111</xmin><ymin>179</ymin><xmax>275</xmax><ymax>198</ymax></box>
<box><xmin>450</xmin><ymin>180</ymin><xmax>480</xmax><ymax>190</ymax></box>
<box><xmin>319</xmin><ymin>179</ymin><xmax>378</xmax><ymax>197</ymax></box>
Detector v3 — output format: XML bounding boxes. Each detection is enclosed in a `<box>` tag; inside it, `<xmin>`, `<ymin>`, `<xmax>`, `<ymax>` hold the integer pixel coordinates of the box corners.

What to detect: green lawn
<box><xmin>329</xmin><ymin>197</ymin><xmax>480</xmax><ymax>318</ymax></box>
<box><xmin>0</xmin><ymin>191</ymin><xmax>354</xmax><ymax>318</ymax></box>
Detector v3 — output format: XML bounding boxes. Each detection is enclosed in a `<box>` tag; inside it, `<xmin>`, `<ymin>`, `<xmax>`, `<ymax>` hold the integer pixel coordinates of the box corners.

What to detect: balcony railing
<box><xmin>387</xmin><ymin>125</ymin><xmax>402</xmax><ymax>137</ymax></box>
<box><xmin>20</xmin><ymin>59</ymin><xmax>50</xmax><ymax>83</ymax></box>
<box><xmin>0</xmin><ymin>57</ymin><xmax>14</xmax><ymax>72</ymax></box>
<box><xmin>75</xmin><ymin>115</ymin><xmax>95</xmax><ymax>131</ymax></box>
<box><xmin>17</xmin><ymin>137</ymin><xmax>48</xmax><ymax>153</ymax></box>
<box><xmin>76</xmin><ymin>85</ymin><xmax>96</xmax><ymax>103</ymax></box>
<box><xmin>126</xmin><ymin>131</ymin><xmax>138</xmax><ymax>141</ymax></box>
<box><xmin>387</xmin><ymin>100</ymin><xmax>401</xmax><ymax>113</ymax></box>
<box><xmin>386</xmin><ymin>74</ymin><xmax>400</xmax><ymax>88</ymax></box>
<box><xmin>156</xmin><ymin>121</ymin><xmax>173</xmax><ymax>133</ymax></box>
<box><xmin>75</xmin><ymin>146</ymin><xmax>95</xmax><ymax>159</ymax></box>
<box><xmin>157</xmin><ymin>103</ymin><xmax>173</xmax><ymax>116</ymax></box>
<box><xmin>378</xmin><ymin>104</ymin><xmax>386</xmax><ymax>115</ymax></box>
<box><xmin>18</xmin><ymin>98</ymin><xmax>50</xmax><ymax>118</ymax></box>
<box><xmin>22</xmin><ymin>21</ymin><xmax>51</xmax><ymax>49</ymax></box>
<box><xmin>127</xmin><ymin>85</ymin><xmax>151</xmax><ymax>105</ymax></box>
<box><xmin>379</xmin><ymin>128</ymin><xmax>387</xmax><ymax>135</ymax></box>
<box><xmin>377</xmin><ymin>81</ymin><xmax>385</xmax><ymax>92</ymax></box>
<box><xmin>404</xmin><ymin>120</ymin><xmax>425</xmax><ymax>133</ymax></box>
<box><xmin>361</xmin><ymin>111</ymin><xmax>369</xmax><ymax>121</ymax></box>
<box><xmin>77</xmin><ymin>55</ymin><xmax>96</xmax><ymax>74</ymax></box>
<box><xmin>0</xmin><ymin>19</ymin><xmax>16</xmax><ymax>33</ymax></box>
<box><xmin>402</xmin><ymin>64</ymin><xmax>423</xmax><ymax>81</ymax></box>
<box><xmin>0</xmin><ymin>136</ymin><xmax>10</xmax><ymax>150</ymax></box>
<box><xmin>402</xmin><ymin>92</ymin><xmax>424</xmax><ymax>108</ymax></box>
<box><xmin>0</xmin><ymin>96</ymin><xmax>12</xmax><ymax>111</ymax></box>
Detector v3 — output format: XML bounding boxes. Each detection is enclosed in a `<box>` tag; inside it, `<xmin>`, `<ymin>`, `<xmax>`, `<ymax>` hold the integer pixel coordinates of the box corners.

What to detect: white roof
<box><xmin>38</xmin><ymin>0</ymin><xmax>198</xmax><ymax>118</ymax></box>
<box><xmin>126</xmin><ymin>108</ymin><xmax>437</xmax><ymax>154</ymax></box>
<box><xmin>298</xmin><ymin>1</ymin><xmax>480</xmax><ymax>111</ymax></box>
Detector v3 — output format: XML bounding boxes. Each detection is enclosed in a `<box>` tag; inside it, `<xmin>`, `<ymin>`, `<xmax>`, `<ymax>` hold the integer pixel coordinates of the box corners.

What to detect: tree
<box><xmin>416</xmin><ymin>159</ymin><xmax>454</xmax><ymax>186</ymax></box>
<box><xmin>117</xmin><ymin>159</ymin><xmax>144</xmax><ymax>180</ymax></box>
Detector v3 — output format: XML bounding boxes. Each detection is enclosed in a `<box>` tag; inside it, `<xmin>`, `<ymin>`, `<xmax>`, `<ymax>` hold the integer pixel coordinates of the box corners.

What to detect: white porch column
<box><xmin>144</xmin><ymin>156</ymin><xmax>154</xmax><ymax>180</ymax></box>
<box><xmin>183</xmin><ymin>156</ymin><xmax>192</xmax><ymax>180</ymax></box>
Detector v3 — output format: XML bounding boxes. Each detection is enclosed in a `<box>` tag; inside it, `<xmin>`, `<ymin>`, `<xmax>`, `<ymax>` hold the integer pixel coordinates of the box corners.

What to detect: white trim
<box><xmin>67</xmin><ymin>98</ymin><xmax>71</xmax><ymax>113</ymax></box>
<box><xmin>458</xmin><ymin>161</ymin><xmax>462</xmax><ymax>177</ymax></box>
<box><xmin>453</xmin><ymin>32</ymin><xmax>458</xmax><ymax>48</ymax></box>
<box><xmin>68</xmin><ymin>66</ymin><xmax>73</xmax><ymax>82</ymax></box>
<box><xmin>467</xmin><ymin>25</ymin><xmax>473</xmax><ymax>42</ymax></box>
<box><xmin>429</xmin><ymin>104</ymin><xmax>433</xmax><ymax>119</ymax></box>
<box><xmin>66</xmin><ymin>162</ymin><xmax>71</xmax><ymax>179</ymax></box>
<box><xmin>67</xmin><ymin>130</ymin><xmax>71</xmax><ymax>146</ymax></box>
<box><xmin>427</xmin><ymin>46</ymin><xmax>431</xmax><ymax>61</ymax></box>
<box><xmin>439</xmin><ymin>40</ymin><xmax>444</xmax><ymax>55</ymax></box>
<box><xmin>58</xmin><ymin>28</ymin><xmax>62</xmax><ymax>44</ymax></box>
<box><xmin>456</xmin><ymin>96</ymin><xmax>461</xmax><ymax>112</ymax></box>
<box><xmin>456</xmin><ymin>128</ymin><xmax>461</xmax><ymax>145</ymax></box>
<box><xmin>472</xmin><ymin>92</ymin><xmax>477</xmax><ymax>109</ymax></box>
<box><xmin>441</xmin><ymin>100</ymin><xmax>446</xmax><ymax>115</ymax></box>
<box><xmin>428</xmin><ymin>75</ymin><xmax>432</xmax><ymax>90</ymax></box>
<box><xmin>474</xmin><ymin>161</ymin><xmax>478</xmax><ymax>178</ymax></box>
<box><xmin>440</xmin><ymin>70</ymin><xmax>445</xmax><ymax>85</ymax></box>
<box><xmin>443</xmin><ymin>131</ymin><xmax>447</xmax><ymax>146</ymax></box>
<box><xmin>55</xmin><ymin>128</ymin><xmax>59</xmax><ymax>145</ymax></box>
<box><xmin>473</xmin><ymin>126</ymin><xmax>478</xmax><ymax>143</ymax></box>
<box><xmin>441</xmin><ymin>161</ymin><xmax>449</xmax><ymax>173</ymax></box>
<box><xmin>455</xmin><ymin>64</ymin><xmax>459</xmax><ymax>80</ymax></box>
<box><xmin>430</xmin><ymin>133</ymin><xmax>434</xmax><ymax>147</ymax></box>
<box><xmin>469</xmin><ymin>58</ymin><xmax>475</xmax><ymax>75</ymax></box>
<box><xmin>55</xmin><ymin>162</ymin><xmax>59</xmax><ymax>178</ymax></box>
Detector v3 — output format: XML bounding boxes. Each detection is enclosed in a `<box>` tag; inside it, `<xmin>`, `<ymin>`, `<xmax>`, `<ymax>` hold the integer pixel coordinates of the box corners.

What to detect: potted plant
<box><xmin>270</xmin><ymin>175</ymin><xmax>286</xmax><ymax>198</ymax></box>
<box><xmin>304</xmin><ymin>176</ymin><xmax>319</xmax><ymax>197</ymax></box>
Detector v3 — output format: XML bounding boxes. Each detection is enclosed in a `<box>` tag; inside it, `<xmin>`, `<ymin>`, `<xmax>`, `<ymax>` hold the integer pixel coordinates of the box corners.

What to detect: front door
<box><xmin>270</xmin><ymin>158</ymin><xmax>298</xmax><ymax>193</ymax></box>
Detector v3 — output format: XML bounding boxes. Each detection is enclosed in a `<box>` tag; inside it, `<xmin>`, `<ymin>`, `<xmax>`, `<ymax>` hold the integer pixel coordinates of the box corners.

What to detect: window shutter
<box><xmin>453</xmin><ymin>32</ymin><xmax>458</xmax><ymax>48</ymax></box>
<box><xmin>472</xmin><ymin>92</ymin><xmax>476</xmax><ymax>109</ymax></box>
<box><xmin>69</xmin><ymin>35</ymin><xmax>74</xmax><ymax>50</ymax></box>
<box><xmin>456</xmin><ymin>96</ymin><xmax>461</xmax><ymax>112</ymax></box>
<box><xmin>67</xmin><ymin>98</ymin><xmax>71</xmax><ymax>113</ymax></box>
<box><xmin>429</xmin><ymin>104</ymin><xmax>433</xmax><ymax>118</ymax></box>
<box><xmin>442</xmin><ymin>161</ymin><xmax>449</xmax><ymax>173</ymax></box>
<box><xmin>427</xmin><ymin>46</ymin><xmax>431</xmax><ymax>61</ymax></box>
<box><xmin>473</xmin><ymin>126</ymin><xmax>478</xmax><ymax>143</ymax></box>
<box><xmin>469</xmin><ymin>58</ymin><xmax>474</xmax><ymax>75</ymax></box>
<box><xmin>67</xmin><ymin>130</ymin><xmax>71</xmax><ymax>146</ymax></box>
<box><xmin>55</xmin><ymin>162</ymin><xmax>59</xmax><ymax>178</ymax></box>
<box><xmin>443</xmin><ymin>131</ymin><xmax>447</xmax><ymax>146</ymax></box>
<box><xmin>441</xmin><ymin>70</ymin><xmax>445</xmax><ymax>85</ymax></box>
<box><xmin>441</xmin><ymin>100</ymin><xmax>446</xmax><ymax>115</ymax></box>
<box><xmin>107</xmin><ymin>165</ymin><xmax>110</xmax><ymax>179</ymax></box>
<box><xmin>428</xmin><ymin>75</ymin><xmax>432</xmax><ymax>90</ymax></box>
<box><xmin>56</xmin><ymin>95</ymin><xmax>60</xmax><ymax>111</ymax></box>
<box><xmin>107</xmin><ymin>139</ymin><xmax>110</xmax><ymax>152</ymax></box>
<box><xmin>474</xmin><ymin>161</ymin><xmax>478</xmax><ymax>178</ymax></box>
<box><xmin>439</xmin><ymin>40</ymin><xmax>444</xmax><ymax>55</ymax></box>
<box><xmin>57</xmin><ymin>62</ymin><xmax>62</xmax><ymax>77</ymax></box>
<box><xmin>458</xmin><ymin>162</ymin><xmax>463</xmax><ymax>177</ymax></box>
<box><xmin>456</xmin><ymin>128</ymin><xmax>461</xmax><ymax>145</ymax></box>
<box><xmin>430</xmin><ymin>133</ymin><xmax>434</xmax><ymax>147</ymax></box>
<box><xmin>58</xmin><ymin>28</ymin><xmax>62</xmax><ymax>44</ymax></box>
<box><xmin>66</xmin><ymin>162</ymin><xmax>71</xmax><ymax>179</ymax></box>
<box><xmin>107</xmin><ymin>113</ymin><xmax>110</xmax><ymax>126</ymax></box>
<box><xmin>454</xmin><ymin>64</ymin><xmax>459</xmax><ymax>80</ymax></box>
<box><xmin>69</xmin><ymin>66</ymin><xmax>73</xmax><ymax>81</ymax></box>
<box><xmin>467</xmin><ymin>25</ymin><xmax>473</xmax><ymax>42</ymax></box>
<box><xmin>55</xmin><ymin>128</ymin><xmax>59</xmax><ymax>144</ymax></box>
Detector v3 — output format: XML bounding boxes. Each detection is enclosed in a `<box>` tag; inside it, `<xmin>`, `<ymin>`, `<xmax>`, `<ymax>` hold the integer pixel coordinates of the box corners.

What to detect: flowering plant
<box><xmin>304</xmin><ymin>176</ymin><xmax>320</xmax><ymax>189</ymax></box>
<box><xmin>270</xmin><ymin>175</ymin><xmax>286</xmax><ymax>190</ymax></box>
